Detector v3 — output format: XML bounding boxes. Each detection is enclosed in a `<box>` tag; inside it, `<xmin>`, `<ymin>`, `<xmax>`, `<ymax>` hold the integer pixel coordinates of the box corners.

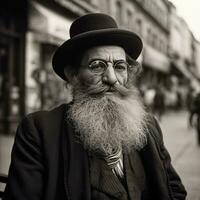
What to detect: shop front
<box><xmin>141</xmin><ymin>45</ymin><xmax>171</xmax><ymax>88</ymax></box>
<box><xmin>25</xmin><ymin>1</ymin><xmax>73</xmax><ymax>113</ymax></box>
<box><xmin>0</xmin><ymin>1</ymin><xmax>27</xmax><ymax>134</ymax></box>
<box><xmin>170</xmin><ymin>60</ymin><xmax>200</xmax><ymax>108</ymax></box>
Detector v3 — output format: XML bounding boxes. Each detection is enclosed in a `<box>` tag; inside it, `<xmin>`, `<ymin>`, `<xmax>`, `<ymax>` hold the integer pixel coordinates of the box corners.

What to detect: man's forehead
<box><xmin>82</xmin><ymin>45</ymin><xmax>126</xmax><ymax>61</ymax></box>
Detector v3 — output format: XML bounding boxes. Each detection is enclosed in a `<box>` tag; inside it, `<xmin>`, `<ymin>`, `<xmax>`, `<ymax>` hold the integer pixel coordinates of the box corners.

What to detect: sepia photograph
<box><xmin>0</xmin><ymin>0</ymin><xmax>200</xmax><ymax>199</ymax></box>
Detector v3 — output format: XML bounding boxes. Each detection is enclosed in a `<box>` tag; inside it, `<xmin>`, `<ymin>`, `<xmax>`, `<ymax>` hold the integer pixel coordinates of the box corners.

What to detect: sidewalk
<box><xmin>0</xmin><ymin>135</ymin><xmax>14</xmax><ymax>175</ymax></box>
<box><xmin>0</xmin><ymin>134</ymin><xmax>14</xmax><ymax>193</ymax></box>
<box><xmin>160</xmin><ymin>110</ymin><xmax>200</xmax><ymax>200</ymax></box>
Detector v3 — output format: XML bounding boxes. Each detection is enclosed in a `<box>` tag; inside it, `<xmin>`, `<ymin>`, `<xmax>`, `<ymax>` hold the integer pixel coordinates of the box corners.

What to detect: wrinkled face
<box><xmin>77</xmin><ymin>45</ymin><xmax>128</xmax><ymax>96</ymax></box>
<box><xmin>67</xmin><ymin>46</ymin><xmax>147</xmax><ymax>154</ymax></box>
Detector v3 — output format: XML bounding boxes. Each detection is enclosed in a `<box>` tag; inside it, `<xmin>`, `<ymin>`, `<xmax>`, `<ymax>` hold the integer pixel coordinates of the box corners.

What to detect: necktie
<box><xmin>104</xmin><ymin>148</ymin><xmax>124</xmax><ymax>178</ymax></box>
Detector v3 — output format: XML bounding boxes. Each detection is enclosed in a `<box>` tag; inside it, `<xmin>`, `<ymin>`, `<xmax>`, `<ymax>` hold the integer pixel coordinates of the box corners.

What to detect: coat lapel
<box><xmin>62</xmin><ymin>108</ymin><xmax>91</xmax><ymax>200</ymax></box>
<box><xmin>139</xmin><ymin>133</ymin><xmax>171</xmax><ymax>200</ymax></box>
<box><xmin>124</xmin><ymin>151</ymin><xmax>146</xmax><ymax>200</ymax></box>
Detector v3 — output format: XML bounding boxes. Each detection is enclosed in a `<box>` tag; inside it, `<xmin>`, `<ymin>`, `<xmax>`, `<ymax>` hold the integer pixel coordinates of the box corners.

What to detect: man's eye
<box><xmin>89</xmin><ymin>60</ymin><xmax>106</xmax><ymax>72</ymax></box>
<box><xmin>114</xmin><ymin>62</ymin><xmax>128</xmax><ymax>71</ymax></box>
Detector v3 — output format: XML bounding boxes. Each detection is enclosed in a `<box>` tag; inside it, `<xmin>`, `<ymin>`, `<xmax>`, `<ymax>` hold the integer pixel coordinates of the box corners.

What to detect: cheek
<box><xmin>116</xmin><ymin>72</ymin><xmax>128</xmax><ymax>85</ymax></box>
<box><xmin>78</xmin><ymin>70</ymin><xmax>101</xmax><ymax>85</ymax></box>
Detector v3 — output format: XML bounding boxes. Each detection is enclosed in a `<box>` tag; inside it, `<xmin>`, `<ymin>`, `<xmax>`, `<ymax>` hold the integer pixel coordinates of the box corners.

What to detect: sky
<box><xmin>169</xmin><ymin>0</ymin><xmax>200</xmax><ymax>41</ymax></box>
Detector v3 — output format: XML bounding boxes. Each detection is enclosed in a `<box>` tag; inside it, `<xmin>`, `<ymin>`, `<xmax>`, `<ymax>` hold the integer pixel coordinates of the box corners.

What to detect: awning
<box><xmin>171</xmin><ymin>61</ymin><xmax>200</xmax><ymax>90</ymax></box>
<box><xmin>171</xmin><ymin>61</ymin><xmax>193</xmax><ymax>80</ymax></box>
<box><xmin>143</xmin><ymin>45</ymin><xmax>170</xmax><ymax>73</ymax></box>
<box><xmin>29</xmin><ymin>2</ymin><xmax>48</xmax><ymax>32</ymax></box>
<box><xmin>29</xmin><ymin>1</ymin><xmax>72</xmax><ymax>40</ymax></box>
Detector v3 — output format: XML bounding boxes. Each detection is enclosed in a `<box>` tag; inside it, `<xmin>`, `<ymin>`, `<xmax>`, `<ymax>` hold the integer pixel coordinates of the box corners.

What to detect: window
<box><xmin>135</xmin><ymin>18</ymin><xmax>142</xmax><ymax>35</ymax></box>
<box><xmin>152</xmin><ymin>33</ymin><xmax>157</xmax><ymax>48</ymax></box>
<box><xmin>147</xmin><ymin>28</ymin><xmax>152</xmax><ymax>44</ymax></box>
<box><xmin>116</xmin><ymin>1</ymin><xmax>123</xmax><ymax>25</ymax></box>
<box><xmin>127</xmin><ymin>10</ymin><xmax>133</xmax><ymax>29</ymax></box>
<box><xmin>159</xmin><ymin>40</ymin><xmax>164</xmax><ymax>52</ymax></box>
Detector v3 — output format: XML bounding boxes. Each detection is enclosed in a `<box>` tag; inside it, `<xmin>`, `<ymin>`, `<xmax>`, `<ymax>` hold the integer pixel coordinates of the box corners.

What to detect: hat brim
<box><xmin>52</xmin><ymin>28</ymin><xmax>143</xmax><ymax>80</ymax></box>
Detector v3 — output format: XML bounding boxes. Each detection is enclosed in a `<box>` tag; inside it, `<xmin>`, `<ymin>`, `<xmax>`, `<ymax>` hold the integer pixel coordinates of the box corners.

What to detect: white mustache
<box><xmin>86</xmin><ymin>83</ymin><xmax>132</xmax><ymax>97</ymax></box>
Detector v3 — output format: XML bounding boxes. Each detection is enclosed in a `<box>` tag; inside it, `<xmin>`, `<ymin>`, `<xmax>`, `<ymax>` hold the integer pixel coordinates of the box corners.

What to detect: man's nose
<box><xmin>102</xmin><ymin>65</ymin><xmax>117</xmax><ymax>85</ymax></box>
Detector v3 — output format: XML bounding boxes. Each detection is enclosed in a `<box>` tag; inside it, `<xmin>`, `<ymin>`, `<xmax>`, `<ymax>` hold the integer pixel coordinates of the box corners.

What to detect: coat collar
<box><xmin>139</xmin><ymin>130</ymin><xmax>171</xmax><ymax>200</ymax></box>
<box><xmin>62</xmin><ymin>104</ymin><xmax>91</xmax><ymax>200</ymax></box>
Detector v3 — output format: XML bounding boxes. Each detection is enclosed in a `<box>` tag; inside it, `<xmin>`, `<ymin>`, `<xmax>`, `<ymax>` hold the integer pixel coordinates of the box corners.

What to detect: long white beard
<box><xmin>67</xmin><ymin>86</ymin><xmax>148</xmax><ymax>155</ymax></box>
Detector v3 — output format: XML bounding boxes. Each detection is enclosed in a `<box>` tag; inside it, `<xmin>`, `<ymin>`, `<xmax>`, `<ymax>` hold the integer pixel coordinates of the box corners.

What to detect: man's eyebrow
<box><xmin>88</xmin><ymin>58</ymin><xmax>126</xmax><ymax>63</ymax></box>
<box><xmin>88</xmin><ymin>58</ymin><xmax>106</xmax><ymax>63</ymax></box>
<box><xmin>113</xmin><ymin>59</ymin><xmax>126</xmax><ymax>62</ymax></box>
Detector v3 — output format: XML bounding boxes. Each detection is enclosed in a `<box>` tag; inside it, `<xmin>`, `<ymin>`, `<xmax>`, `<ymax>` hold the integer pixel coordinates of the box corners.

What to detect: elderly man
<box><xmin>4</xmin><ymin>13</ymin><xmax>186</xmax><ymax>200</ymax></box>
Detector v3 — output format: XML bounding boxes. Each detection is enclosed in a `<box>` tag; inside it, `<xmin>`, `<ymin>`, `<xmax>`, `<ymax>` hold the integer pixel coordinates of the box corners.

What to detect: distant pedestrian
<box><xmin>186</xmin><ymin>87</ymin><xmax>195</xmax><ymax>128</ymax></box>
<box><xmin>189</xmin><ymin>92</ymin><xmax>200</xmax><ymax>146</ymax></box>
<box><xmin>143</xmin><ymin>86</ymin><xmax>155</xmax><ymax>111</ymax></box>
<box><xmin>153</xmin><ymin>86</ymin><xmax>165</xmax><ymax>121</ymax></box>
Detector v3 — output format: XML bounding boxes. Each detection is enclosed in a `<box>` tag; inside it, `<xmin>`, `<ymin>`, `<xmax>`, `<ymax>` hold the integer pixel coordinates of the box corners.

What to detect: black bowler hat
<box><xmin>52</xmin><ymin>13</ymin><xmax>143</xmax><ymax>80</ymax></box>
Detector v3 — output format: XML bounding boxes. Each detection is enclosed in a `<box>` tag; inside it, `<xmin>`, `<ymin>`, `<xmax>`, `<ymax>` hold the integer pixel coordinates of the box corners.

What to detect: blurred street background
<box><xmin>0</xmin><ymin>0</ymin><xmax>200</xmax><ymax>199</ymax></box>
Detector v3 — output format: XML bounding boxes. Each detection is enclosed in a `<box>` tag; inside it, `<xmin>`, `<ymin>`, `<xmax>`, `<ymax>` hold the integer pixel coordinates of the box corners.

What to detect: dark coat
<box><xmin>3</xmin><ymin>104</ymin><xmax>186</xmax><ymax>200</ymax></box>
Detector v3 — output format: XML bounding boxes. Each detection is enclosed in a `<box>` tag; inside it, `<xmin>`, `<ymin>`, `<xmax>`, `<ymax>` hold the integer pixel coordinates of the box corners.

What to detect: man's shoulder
<box><xmin>26</xmin><ymin>104</ymin><xmax>68</xmax><ymax>120</ymax></box>
<box><xmin>145</xmin><ymin>113</ymin><xmax>163</xmax><ymax>144</ymax></box>
<box><xmin>20</xmin><ymin>104</ymin><xmax>68</xmax><ymax>132</ymax></box>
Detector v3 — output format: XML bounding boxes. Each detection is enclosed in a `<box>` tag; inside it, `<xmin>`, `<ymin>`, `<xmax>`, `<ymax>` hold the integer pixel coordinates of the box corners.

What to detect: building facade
<box><xmin>1</xmin><ymin>0</ymin><xmax>200</xmax><ymax>133</ymax></box>
<box><xmin>168</xmin><ymin>2</ymin><xmax>200</xmax><ymax>107</ymax></box>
